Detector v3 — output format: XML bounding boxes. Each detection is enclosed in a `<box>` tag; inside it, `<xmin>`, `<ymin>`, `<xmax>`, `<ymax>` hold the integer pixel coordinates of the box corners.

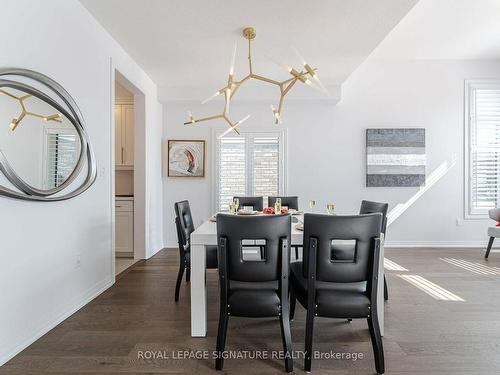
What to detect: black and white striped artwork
<box><xmin>366</xmin><ymin>128</ymin><xmax>425</xmax><ymax>187</ymax></box>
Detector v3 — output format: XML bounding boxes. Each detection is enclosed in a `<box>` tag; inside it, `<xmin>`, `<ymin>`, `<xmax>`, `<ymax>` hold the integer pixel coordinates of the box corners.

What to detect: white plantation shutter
<box><xmin>251</xmin><ymin>136</ymin><xmax>280</xmax><ymax>196</ymax></box>
<box><xmin>218</xmin><ymin>137</ymin><xmax>246</xmax><ymax>212</ymax></box>
<box><xmin>467</xmin><ymin>82</ymin><xmax>500</xmax><ymax>215</ymax></box>
<box><xmin>45</xmin><ymin>131</ymin><xmax>79</xmax><ymax>189</ymax></box>
<box><xmin>216</xmin><ymin>131</ymin><xmax>285</xmax><ymax>211</ymax></box>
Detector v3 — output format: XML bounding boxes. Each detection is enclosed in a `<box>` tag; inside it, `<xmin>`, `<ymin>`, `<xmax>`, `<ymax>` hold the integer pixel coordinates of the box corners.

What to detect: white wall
<box><xmin>163</xmin><ymin>59</ymin><xmax>500</xmax><ymax>247</ymax></box>
<box><xmin>0</xmin><ymin>0</ymin><xmax>163</xmax><ymax>365</ymax></box>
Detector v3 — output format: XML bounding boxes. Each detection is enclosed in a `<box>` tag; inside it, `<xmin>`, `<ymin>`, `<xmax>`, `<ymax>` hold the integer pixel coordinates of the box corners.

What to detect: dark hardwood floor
<box><xmin>2</xmin><ymin>248</ymin><xmax>500</xmax><ymax>374</ymax></box>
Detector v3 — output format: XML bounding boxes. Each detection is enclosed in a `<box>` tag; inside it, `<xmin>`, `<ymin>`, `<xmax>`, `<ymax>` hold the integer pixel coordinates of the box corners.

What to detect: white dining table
<box><xmin>190</xmin><ymin>216</ymin><xmax>385</xmax><ymax>337</ymax></box>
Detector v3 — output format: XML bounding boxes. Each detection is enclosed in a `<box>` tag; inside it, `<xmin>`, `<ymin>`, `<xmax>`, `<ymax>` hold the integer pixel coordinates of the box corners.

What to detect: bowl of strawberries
<box><xmin>263</xmin><ymin>207</ymin><xmax>275</xmax><ymax>215</ymax></box>
<box><xmin>263</xmin><ymin>207</ymin><xmax>289</xmax><ymax>215</ymax></box>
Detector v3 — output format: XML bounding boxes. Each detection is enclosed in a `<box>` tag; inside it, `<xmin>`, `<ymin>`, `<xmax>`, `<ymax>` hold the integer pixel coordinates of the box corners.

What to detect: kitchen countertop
<box><xmin>116</xmin><ymin>196</ymin><xmax>134</xmax><ymax>201</ymax></box>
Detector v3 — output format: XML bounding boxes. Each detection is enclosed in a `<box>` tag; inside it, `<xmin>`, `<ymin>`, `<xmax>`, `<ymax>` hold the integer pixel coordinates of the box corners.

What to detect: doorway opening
<box><xmin>113</xmin><ymin>69</ymin><xmax>146</xmax><ymax>276</ymax></box>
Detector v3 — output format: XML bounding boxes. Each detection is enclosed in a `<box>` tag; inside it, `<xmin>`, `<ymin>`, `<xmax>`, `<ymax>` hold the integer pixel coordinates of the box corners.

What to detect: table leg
<box><xmin>377</xmin><ymin>237</ymin><xmax>385</xmax><ymax>337</ymax></box>
<box><xmin>191</xmin><ymin>244</ymin><xmax>207</xmax><ymax>337</ymax></box>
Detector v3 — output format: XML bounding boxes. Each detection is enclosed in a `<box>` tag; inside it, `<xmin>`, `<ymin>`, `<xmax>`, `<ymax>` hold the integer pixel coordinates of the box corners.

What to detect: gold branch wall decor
<box><xmin>184</xmin><ymin>27</ymin><xmax>328</xmax><ymax>137</ymax></box>
<box><xmin>0</xmin><ymin>88</ymin><xmax>62</xmax><ymax>131</ymax></box>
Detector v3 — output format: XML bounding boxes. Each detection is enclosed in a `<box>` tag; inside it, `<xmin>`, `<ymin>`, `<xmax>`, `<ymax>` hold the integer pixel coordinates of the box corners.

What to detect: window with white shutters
<box><xmin>218</xmin><ymin>137</ymin><xmax>246</xmax><ymax>212</ymax></box>
<box><xmin>215</xmin><ymin>131</ymin><xmax>285</xmax><ymax>212</ymax></box>
<box><xmin>44</xmin><ymin>130</ymin><xmax>79</xmax><ymax>189</ymax></box>
<box><xmin>252</xmin><ymin>136</ymin><xmax>280</xmax><ymax>196</ymax></box>
<box><xmin>466</xmin><ymin>81</ymin><xmax>500</xmax><ymax>217</ymax></box>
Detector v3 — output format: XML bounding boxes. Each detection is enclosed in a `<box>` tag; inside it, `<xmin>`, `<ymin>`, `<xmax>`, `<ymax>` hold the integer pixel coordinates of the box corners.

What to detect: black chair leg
<box><xmin>486</xmin><ymin>236</ymin><xmax>495</xmax><ymax>259</ymax></box>
<box><xmin>174</xmin><ymin>264</ymin><xmax>185</xmax><ymax>302</ymax></box>
<box><xmin>260</xmin><ymin>246</ymin><xmax>265</xmax><ymax>259</ymax></box>
<box><xmin>215</xmin><ymin>312</ymin><xmax>229</xmax><ymax>371</ymax></box>
<box><xmin>279</xmin><ymin>307</ymin><xmax>293</xmax><ymax>372</ymax></box>
<box><xmin>295</xmin><ymin>246</ymin><xmax>299</xmax><ymax>260</ymax></box>
<box><xmin>367</xmin><ymin>312</ymin><xmax>385</xmax><ymax>375</ymax></box>
<box><xmin>186</xmin><ymin>266</ymin><xmax>190</xmax><ymax>282</ymax></box>
<box><xmin>384</xmin><ymin>276</ymin><xmax>388</xmax><ymax>301</ymax></box>
<box><xmin>304</xmin><ymin>308</ymin><xmax>315</xmax><ymax>372</ymax></box>
<box><xmin>290</xmin><ymin>291</ymin><xmax>296</xmax><ymax>321</ymax></box>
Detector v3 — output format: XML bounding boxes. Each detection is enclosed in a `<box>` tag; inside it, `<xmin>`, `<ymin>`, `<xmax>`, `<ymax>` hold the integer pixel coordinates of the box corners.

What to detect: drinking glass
<box><xmin>228</xmin><ymin>202</ymin><xmax>235</xmax><ymax>214</ymax></box>
<box><xmin>275</xmin><ymin>197</ymin><xmax>282</xmax><ymax>213</ymax></box>
<box><xmin>233</xmin><ymin>197</ymin><xmax>240</xmax><ymax>211</ymax></box>
<box><xmin>327</xmin><ymin>203</ymin><xmax>335</xmax><ymax>215</ymax></box>
<box><xmin>309</xmin><ymin>200</ymin><xmax>316</xmax><ymax>212</ymax></box>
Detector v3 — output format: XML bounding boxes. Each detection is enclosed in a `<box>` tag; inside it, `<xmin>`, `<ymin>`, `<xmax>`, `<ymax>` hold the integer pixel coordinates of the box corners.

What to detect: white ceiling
<box><xmin>372</xmin><ymin>0</ymin><xmax>500</xmax><ymax>60</ymax></box>
<box><xmin>80</xmin><ymin>0</ymin><xmax>417</xmax><ymax>92</ymax></box>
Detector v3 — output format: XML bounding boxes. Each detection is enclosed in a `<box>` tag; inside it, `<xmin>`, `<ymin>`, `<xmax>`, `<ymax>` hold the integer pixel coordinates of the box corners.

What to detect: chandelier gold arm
<box><xmin>230</xmin><ymin>74</ymin><xmax>251</xmax><ymax>99</ymax></box>
<box><xmin>183</xmin><ymin>113</ymin><xmax>223</xmax><ymax>125</ymax></box>
<box><xmin>0</xmin><ymin>89</ymin><xmax>62</xmax><ymax>131</ymax></box>
<box><xmin>0</xmin><ymin>88</ymin><xmax>21</xmax><ymax>100</ymax></box>
<box><xmin>221</xmin><ymin>114</ymin><xmax>241</xmax><ymax>135</ymax></box>
<box><xmin>185</xmin><ymin>27</ymin><xmax>321</xmax><ymax>134</ymax></box>
<box><xmin>248</xmin><ymin>38</ymin><xmax>253</xmax><ymax>74</ymax></box>
<box><xmin>251</xmin><ymin>74</ymin><xmax>282</xmax><ymax>86</ymax></box>
<box><xmin>183</xmin><ymin>109</ymin><xmax>241</xmax><ymax>135</ymax></box>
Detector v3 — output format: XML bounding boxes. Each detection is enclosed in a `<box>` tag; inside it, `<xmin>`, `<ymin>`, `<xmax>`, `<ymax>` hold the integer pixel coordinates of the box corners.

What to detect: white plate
<box><xmin>237</xmin><ymin>209</ymin><xmax>259</xmax><ymax>215</ymax></box>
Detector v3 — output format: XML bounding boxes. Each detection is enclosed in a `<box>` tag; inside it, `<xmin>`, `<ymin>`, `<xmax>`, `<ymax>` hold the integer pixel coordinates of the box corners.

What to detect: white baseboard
<box><xmin>384</xmin><ymin>240</ymin><xmax>498</xmax><ymax>248</ymax></box>
<box><xmin>164</xmin><ymin>241</ymin><xmax>178</xmax><ymax>249</ymax></box>
<box><xmin>0</xmin><ymin>277</ymin><xmax>113</xmax><ymax>367</ymax></box>
<box><xmin>148</xmin><ymin>245</ymin><xmax>164</xmax><ymax>258</ymax></box>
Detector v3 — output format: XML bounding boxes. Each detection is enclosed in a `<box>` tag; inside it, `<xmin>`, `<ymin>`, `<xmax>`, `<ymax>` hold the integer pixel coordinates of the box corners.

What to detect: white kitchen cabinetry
<box><xmin>115</xmin><ymin>103</ymin><xmax>134</xmax><ymax>169</ymax></box>
<box><xmin>115</xmin><ymin>197</ymin><xmax>134</xmax><ymax>258</ymax></box>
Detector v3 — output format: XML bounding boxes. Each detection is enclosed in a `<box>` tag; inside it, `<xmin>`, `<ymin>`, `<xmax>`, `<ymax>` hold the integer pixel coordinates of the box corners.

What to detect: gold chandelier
<box><xmin>0</xmin><ymin>89</ymin><xmax>62</xmax><ymax>131</ymax></box>
<box><xmin>184</xmin><ymin>27</ymin><xmax>328</xmax><ymax>137</ymax></box>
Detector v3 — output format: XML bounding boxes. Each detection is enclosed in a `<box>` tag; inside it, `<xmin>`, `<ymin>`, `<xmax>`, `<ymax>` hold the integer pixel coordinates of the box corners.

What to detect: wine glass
<box><xmin>309</xmin><ymin>200</ymin><xmax>316</xmax><ymax>212</ymax></box>
<box><xmin>327</xmin><ymin>203</ymin><xmax>335</xmax><ymax>215</ymax></box>
<box><xmin>228</xmin><ymin>202</ymin><xmax>235</xmax><ymax>214</ymax></box>
<box><xmin>275</xmin><ymin>197</ymin><xmax>282</xmax><ymax>213</ymax></box>
<box><xmin>233</xmin><ymin>197</ymin><xmax>240</xmax><ymax>211</ymax></box>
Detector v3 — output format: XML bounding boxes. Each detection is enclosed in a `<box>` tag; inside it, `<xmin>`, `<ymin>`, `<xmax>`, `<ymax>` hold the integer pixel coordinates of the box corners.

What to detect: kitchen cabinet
<box><xmin>115</xmin><ymin>103</ymin><xmax>134</xmax><ymax>168</ymax></box>
<box><xmin>115</xmin><ymin>197</ymin><xmax>134</xmax><ymax>258</ymax></box>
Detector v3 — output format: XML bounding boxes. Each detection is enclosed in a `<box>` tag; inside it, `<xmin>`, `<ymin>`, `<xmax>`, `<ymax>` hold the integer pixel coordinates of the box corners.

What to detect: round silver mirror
<box><xmin>0</xmin><ymin>69</ymin><xmax>96</xmax><ymax>201</ymax></box>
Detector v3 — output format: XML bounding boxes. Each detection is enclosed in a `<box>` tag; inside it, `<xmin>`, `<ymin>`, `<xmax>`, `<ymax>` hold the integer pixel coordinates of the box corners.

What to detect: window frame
<box><xmin>464</xmin><ymin>80</ymin><xmax>500</xmax><ymax>219</ymax></box>
<box><xmin>212</xmin><ymin>128</ymin><xmax>288</xmax><ymax>213</ymax></box>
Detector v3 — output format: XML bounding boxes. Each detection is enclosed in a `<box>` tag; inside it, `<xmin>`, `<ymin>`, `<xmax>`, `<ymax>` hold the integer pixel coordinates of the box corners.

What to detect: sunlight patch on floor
<box><xmin>441</xmin><ymin>258</ymin><xmax>500</xmax><ymax>275</ymax></box>
<box><xmin>384</xmin><ymin>258</ymin><xmax>408</xmax><ymax>271</ymax></box>
<box><xmin>398</xmin><ymin>274</ymin><xmax>464</xmax><ymax>301</ymax></box>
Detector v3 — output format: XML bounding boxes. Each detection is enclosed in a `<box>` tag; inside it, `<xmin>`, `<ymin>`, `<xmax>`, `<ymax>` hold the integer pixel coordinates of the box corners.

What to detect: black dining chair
<box><xmin>174</xmin><ymin>200</ymin><xmax>218</xmax><ymax>302</ymax></box>
<box><xmin>215</xmin><ymin>214</ymin><xmax>293</xmax><ymax>373</ymax></box>
<box><xmin>360</xmin><ymin>200</ymin><xmax>389</xmax><ymax>301</ymax></box>
<box><xmin>268</xmin><ymin>196</ymin><xmax>300</xmax><ymax>260</ymax></box>
<box><xmin>331</xmin><ymin>200</ymin><xmax>389</xmax><ymax>301</ymax></box>
<box><xmin>290</xmin><ymin>213</ymin><xmax>384</xmax><ymax>374</ymax></box>
<box><xmin>268</xmin><ymin>196</ymin><xmax>299</xmax><ymax>210</ymax></box>
<box><xmin>234</xmin><ymin>196</ymin><xmax>264</xmax><ymax>211</ymax></box>
<box><xmin>234</xmin><ymin>196</ymin><xmax>266</xmax><ymax>258</ymax></box>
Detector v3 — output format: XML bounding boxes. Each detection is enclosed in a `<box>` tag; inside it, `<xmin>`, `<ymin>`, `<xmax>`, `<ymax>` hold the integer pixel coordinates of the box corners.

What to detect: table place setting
<box><xmin>209</xmin><ymin>198</ymin><xmax>314</xmax><ymax>222</ymax></box>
